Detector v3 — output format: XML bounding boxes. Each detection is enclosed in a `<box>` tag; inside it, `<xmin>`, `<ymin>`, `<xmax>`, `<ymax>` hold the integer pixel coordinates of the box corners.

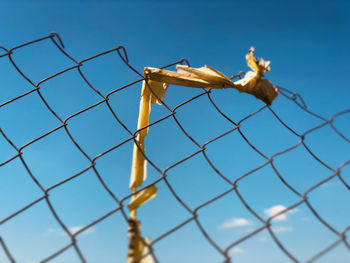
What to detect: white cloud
<box><xmin>272</xmin><ymin>226</ymin><xmax>293</xmax><ymax>233</ymax></box>
<box><xmin>44</xmin><ymin>226</ymin><xmax>96</xmax><ymax>237</ymax></box>
<box><xmin>44</xmin><ymin>227</ymin><xmax>62</xmax><ymax>236</ymax></box>
<box><xmin>258</xmin><ymin>236</ymin><xmax>268</xmax><ymax>242</ymax></box>
<box><xmin>69</xmin><ymin>226</ymin><xmax>96</xmax><ymax>236</ymax></box>
<box><xmin>263</xmin><ymin>205</ymin><xmax>298</xmax><ymax>221</ymax></box>
<box><xmin>219</xmin><ymin>218</ymin><xmax>254</xmax><ymax>229</ymax></box>
<box><xmin>320</xmin><ymin>180</ymin><xmax>340</xmax><ymax>188</ymax></box>
<box><xmin>230</xmin><ymin>247</ymin><xmax>245</xmax><ymax>254</ymax></box>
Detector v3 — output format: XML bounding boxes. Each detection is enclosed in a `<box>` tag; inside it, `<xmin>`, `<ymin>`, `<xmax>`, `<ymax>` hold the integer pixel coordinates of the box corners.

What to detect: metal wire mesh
<box><xmin>0</xmin><ymin>33</ymin><xmax>349</xmax><ymax>263</ymax></box>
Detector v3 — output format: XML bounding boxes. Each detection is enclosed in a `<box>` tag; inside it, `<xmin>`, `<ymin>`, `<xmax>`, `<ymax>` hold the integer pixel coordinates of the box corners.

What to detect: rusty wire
<box><xmin>0</xmin><ymin>33</ymin><xmax>349</xmax><ymax>263</ymax></box>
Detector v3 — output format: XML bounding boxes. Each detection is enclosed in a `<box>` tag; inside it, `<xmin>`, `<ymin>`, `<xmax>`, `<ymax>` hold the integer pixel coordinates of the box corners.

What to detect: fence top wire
<box><xmin>0</xmin><ymin>33</ymin><xmax>349</xmax><ymax>263</ymax></box>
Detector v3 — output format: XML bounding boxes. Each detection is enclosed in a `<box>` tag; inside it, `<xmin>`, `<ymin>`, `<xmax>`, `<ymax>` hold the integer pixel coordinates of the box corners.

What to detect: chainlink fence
<box><xmin>0</xmin><ymin>33</ymin><xmax>349</xmax><ymax>263</ymax></box>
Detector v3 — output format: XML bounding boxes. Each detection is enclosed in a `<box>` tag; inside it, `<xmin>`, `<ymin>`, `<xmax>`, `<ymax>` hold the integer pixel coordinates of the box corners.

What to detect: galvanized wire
<box><xmin>0</xmin><ymin>33</ymin><xmax>349</xmax><ymax>263</ymax></box>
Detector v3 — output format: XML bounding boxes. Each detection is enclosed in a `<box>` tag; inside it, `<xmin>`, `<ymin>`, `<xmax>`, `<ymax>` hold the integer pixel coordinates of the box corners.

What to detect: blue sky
<box><xmin>0</xmin><ymin>0</ymin><xmax>349</xmax><ymax>263</ymax></box>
